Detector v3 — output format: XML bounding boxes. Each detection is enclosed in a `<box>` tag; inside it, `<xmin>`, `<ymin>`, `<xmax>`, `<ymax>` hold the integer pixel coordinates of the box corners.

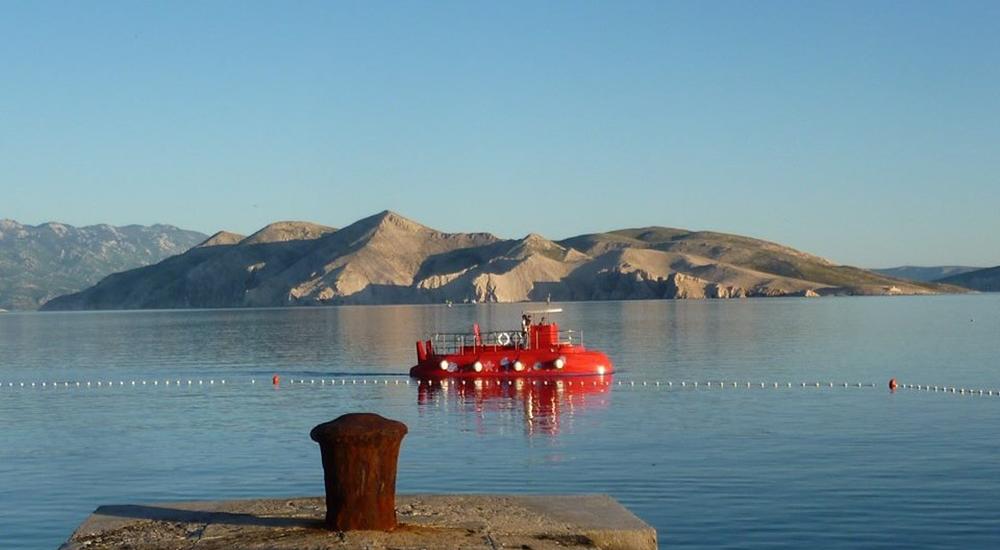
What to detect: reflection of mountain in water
<box><xmin>416</xmin><ymin>375</ymin><xmax>612</xmax><ymax>437</ymax></box>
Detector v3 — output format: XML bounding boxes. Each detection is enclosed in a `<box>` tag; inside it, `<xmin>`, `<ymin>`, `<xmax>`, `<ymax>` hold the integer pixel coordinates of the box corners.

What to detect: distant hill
<box><xmin>936</xmin><ymin>266</ymin><xmax>1000</xmax><ymax>292</ymax></box>
<box><xmin>0</xmin><ymin>219</ymin><xmax>207</xmax><ymax>310</ymax></box>
<box><xmin>871</xmin><ymin>266</ymin><xmax>982</xmax><ymax>282</ymax></box>
<box><xmin>41</xmin><ymin>211</ymin><xmax>954</xmax><ymax>311</ymax></box>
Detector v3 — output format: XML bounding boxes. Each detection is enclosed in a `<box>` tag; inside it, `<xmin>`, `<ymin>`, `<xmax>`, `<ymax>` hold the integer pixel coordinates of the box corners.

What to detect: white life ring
<box><xmin>497</xmin><ymin>332</ymin><xmax>511</xmax><ymax>346</ymax></box>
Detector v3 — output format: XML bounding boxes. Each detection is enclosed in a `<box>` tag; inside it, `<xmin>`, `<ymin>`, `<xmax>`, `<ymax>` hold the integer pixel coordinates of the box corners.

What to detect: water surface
<box><xmin>2</xmin><ymin>296</ymin><xmax>999</xmax><ymax>548</ymax></box>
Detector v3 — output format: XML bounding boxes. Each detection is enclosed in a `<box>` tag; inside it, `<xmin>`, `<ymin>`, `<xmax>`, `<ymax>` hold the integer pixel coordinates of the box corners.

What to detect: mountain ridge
<box><xmin>0</xmin><ymin>219</ymin><xmax>207</xmax><ymax>310</ymax></box>
<box><xmin>871</xmin><ymin>265</ymin><xmax>983</xmax><ymax>282</ymax></box>
<box><xmin>936</xmin><ymin>266</ymin><xmax>1000</xmax><ymax>292</ymax></box>
<box><xmin>41</xmin><ymin>211</ymin><xmax>956</xmax><ymax>310</ymax></box>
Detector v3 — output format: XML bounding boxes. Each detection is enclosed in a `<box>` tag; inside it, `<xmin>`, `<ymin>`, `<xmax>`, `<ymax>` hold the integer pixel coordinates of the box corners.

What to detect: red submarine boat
<box><xmin>410</xmin><ymin>308</ymin><xmax>613</xmax><ymax>378</ymax></box>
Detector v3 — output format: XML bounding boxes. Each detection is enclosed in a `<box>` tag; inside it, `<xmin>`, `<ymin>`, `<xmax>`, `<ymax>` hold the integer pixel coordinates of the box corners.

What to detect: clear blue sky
<box><xmin>2</xmin><ymin>1</ymin><xmax>998</xmax><ymax>267</ymax></box>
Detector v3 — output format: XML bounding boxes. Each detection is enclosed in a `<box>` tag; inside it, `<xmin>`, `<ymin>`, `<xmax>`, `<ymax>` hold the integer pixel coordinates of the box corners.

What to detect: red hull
<box><xmin>410</xmin><ymin>347</ymin><xmax>612</xmax><ymax>378</ymax></box>
<box><xmin>410</xmin><ymin>315</ymin><xmax>613</xmax><ymax>378</ymax></box>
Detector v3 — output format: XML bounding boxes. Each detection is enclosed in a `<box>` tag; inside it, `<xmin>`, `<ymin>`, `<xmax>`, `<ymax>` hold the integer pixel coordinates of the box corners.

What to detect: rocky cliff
<box><xmin>0</xmin><ymin>219</ymin><xmax>206</xmax><ymax>310</ymax></box>
<box><xmin>41</xmin><ymin>211</ymin><xmax>949</xmax><ymax>310</ymax></box>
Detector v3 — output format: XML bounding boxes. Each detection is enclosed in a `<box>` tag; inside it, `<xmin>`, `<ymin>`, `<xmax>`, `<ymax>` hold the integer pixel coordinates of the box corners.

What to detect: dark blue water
<box><xmin>2</xmin><ymin>296</ymin><xmax>999</xmax><ymax>548</ymax></box>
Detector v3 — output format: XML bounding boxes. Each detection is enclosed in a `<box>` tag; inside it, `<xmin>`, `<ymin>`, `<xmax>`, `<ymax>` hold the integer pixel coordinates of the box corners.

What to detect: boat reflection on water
<box><xmin>415</xmin><ymin>375</ymin><xmax>613</xmax><ymax>437</ymax></box>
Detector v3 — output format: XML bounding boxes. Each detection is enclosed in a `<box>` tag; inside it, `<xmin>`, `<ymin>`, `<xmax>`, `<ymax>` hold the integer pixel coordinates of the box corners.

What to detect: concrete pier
<box><xmin>60</xmin><ymin>494</ymin><xmax>657</xmax><ymax>549</ymax></box>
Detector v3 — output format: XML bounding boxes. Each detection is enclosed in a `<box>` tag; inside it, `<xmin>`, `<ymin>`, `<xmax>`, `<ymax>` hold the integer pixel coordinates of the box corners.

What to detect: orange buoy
<box><xmin>272</xmin><ymin>374</ymin><xmax>280</xmax><ymax>386</ymax></box>
<box><xmin>888</xmin><ymin>378</ymin><xmax>898</xmax><ymax>391</ymax></box>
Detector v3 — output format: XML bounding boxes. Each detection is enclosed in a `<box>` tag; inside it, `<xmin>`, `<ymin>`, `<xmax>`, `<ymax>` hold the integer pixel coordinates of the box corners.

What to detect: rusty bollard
<box><xmin>309</xmin><ymin>413</ymin><xmax>408</xmax><ymax>531</ymax></box>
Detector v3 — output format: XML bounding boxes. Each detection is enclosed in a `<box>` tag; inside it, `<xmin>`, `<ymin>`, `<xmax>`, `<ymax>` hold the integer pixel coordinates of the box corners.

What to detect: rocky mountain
<box><xmin>871</xmin><ymin>265</ymin><xmax>982</xmax><ymax>282</ymax></box>
<box><xmin>41</xmin><ymin>211</ymin><xmax>952</xmax><ymax>310</ymax></box>
<box><xmin>0</xmin><ymin>219</ymin><xmax>207</xmax><ymax>310</ymax></box>
<box><xmin>936</xmin><ymin>266</ymin><xmax>1000</xmax><ymax>292</ymax></box>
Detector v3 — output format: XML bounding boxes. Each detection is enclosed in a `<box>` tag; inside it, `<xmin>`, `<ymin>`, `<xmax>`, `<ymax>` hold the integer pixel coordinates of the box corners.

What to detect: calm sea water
<box><xmin>2</xmin><ymin>296</ymin><xmax>1000</xmax><ymax>549</ymax></box>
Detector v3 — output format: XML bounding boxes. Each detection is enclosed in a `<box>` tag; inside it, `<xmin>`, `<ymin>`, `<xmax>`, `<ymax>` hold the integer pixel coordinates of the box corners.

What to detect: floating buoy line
<box><xmin>0</xmin><ymin>377</ymin><xmax>997</xmax><ymax>398</ymax></box>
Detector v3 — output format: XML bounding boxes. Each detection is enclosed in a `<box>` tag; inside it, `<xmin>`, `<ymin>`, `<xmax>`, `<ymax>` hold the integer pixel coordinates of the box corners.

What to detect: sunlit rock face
<box><xmin>41</xmin><ymin>210</ymin><xmax>948</xmax><ymax>311</ymax></box>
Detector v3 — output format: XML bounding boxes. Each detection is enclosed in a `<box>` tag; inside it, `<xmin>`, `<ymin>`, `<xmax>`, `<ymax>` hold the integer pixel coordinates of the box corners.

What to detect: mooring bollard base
<box><xmin>60</xmin><ymin>494</ymin><xmax>657</xmax><ymax>550</ymax></box>
<box><xmin>310</xmin><ymin>413</ymin><xmax>408</xmax><ymax>532</ymax></box>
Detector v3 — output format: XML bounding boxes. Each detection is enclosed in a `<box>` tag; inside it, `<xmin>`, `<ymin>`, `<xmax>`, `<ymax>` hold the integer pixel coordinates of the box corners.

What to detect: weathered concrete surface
<box><xmin>60</xmin><ymin>494</ymin><xmax>657</xmax><ymax>549</ymax></box>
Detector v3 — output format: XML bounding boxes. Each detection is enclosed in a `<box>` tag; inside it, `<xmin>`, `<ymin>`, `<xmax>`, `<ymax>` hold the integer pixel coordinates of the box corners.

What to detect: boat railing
<box><xmin>429</xmin><ymin>329</ymin><xmax>582</xmax><ymax>355</ymax></box>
